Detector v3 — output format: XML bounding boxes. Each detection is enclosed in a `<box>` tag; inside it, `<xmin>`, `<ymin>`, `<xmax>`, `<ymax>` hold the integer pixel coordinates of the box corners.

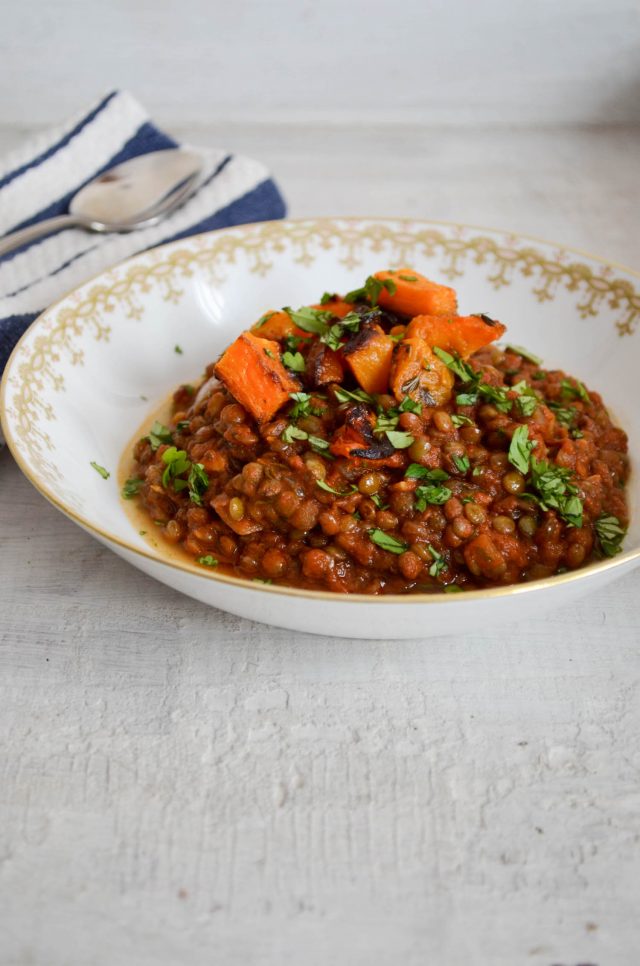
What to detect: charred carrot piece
<box><xmin>214</xmin><ymin>331</ymin><xmax>299</xmax><ymax>423</ymax></box>
<box><xmin>390</xmin><ymin>337</ymin><xmax>454</xmax><ymax>407</ymax></box>
<box><xmin>375</xmin><ymin>268</ymin><xmax>458</xmax><ymax>317</ymax></box>
<box><xmin>342</xmin><ymin>324</ymin><xmax>394</xmax><ymax>395</ymax></box>
<box><xmin>306</xmin><ymin>341</ymin><xmax>345</xmax><ymax>387</ymax></box>
<box><xmin>407</xmin><ymin>313</ymin><xmax>506</xmax><ymax>358</ymax></box>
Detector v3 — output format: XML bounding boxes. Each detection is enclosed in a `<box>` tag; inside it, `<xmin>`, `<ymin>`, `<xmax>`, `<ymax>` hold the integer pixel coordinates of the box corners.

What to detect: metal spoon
<box><xmin>0</xmin><ymin>149</ymin><xmax>204</xmax><ymax>258</ymax></box>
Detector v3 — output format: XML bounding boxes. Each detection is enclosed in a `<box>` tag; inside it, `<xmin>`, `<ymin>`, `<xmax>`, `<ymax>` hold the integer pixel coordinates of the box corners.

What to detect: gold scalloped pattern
<box><xmin>5</xmin><ymin>219</ymin><xmax>640</xmax><ymax>479</ymax></box>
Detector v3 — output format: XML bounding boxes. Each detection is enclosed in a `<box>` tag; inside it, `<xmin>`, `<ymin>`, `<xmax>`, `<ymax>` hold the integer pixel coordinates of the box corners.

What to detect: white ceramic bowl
<box><xmin>2</xmin><ymin>218</ymin><xmax>639</xmax><ymax>638</ymax></box>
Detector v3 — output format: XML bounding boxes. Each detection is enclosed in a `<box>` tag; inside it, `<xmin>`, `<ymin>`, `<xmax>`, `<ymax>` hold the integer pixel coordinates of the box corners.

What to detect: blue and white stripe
<box><xmin>0</xmin><ymin>90</ymin><xmax>286</xmax><ymax>374</ymax></box>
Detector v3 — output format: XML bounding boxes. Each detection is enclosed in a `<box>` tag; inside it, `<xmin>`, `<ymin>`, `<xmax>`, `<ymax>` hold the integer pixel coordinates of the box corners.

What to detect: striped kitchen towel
<box><xmin>0</xmin><ymin>89</ymin><xmax>286</xmax><ymax>375</ymax></box>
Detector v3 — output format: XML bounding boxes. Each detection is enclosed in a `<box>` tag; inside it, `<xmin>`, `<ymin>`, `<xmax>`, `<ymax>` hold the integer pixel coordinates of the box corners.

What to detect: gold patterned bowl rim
<box><xmin>1</xmin><ymin>215</ymin><xmax>639</xmax><ymax>604</ymax></box>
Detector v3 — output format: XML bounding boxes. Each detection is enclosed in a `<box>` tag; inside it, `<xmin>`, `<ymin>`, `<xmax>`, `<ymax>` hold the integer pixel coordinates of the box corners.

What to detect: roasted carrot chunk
<box><xmin>306</xmin><ymin>341</ymin><xmax>345</xmax><ymax>387</ymax></box>
<box><xmin>375</xmin><ymin>268</ymin><xmax>458</xmax><ymax>317</ymax></box>
<box><xmin>251</xmin><ymin>310</ymin><xmax>306</xmax><ymax>342</ymax></box>
<box><xmin>311</xmin><ymin>298</ymin><xmax>353</xmax><ymax>319</ymax></box>
<box><xmin>214</xmin><ymin>331</ymin><xmax>299</xmax><ymax>422</ymax></box>
<box><xmin>407</xmin><ymin>313</ymin><xmax>506</xmax><ymax>358</ymax></box>
<box><xmin>342</xmin><ymin>324</ymin><xmax>394</xmax><ymax>395</ymax></box>
<box><xmin>390</xmin><ymin>336</ymin><xmax>454</xmax><ymax>407</ymax></box>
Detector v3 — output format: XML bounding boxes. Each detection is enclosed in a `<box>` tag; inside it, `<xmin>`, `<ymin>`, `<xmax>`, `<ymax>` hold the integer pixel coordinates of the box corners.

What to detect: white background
<box><xmin>1</xmin><ymin>0</ymin><xmax>639</xmax><ymax>126</ymax></box>
<box><xmin>1</xmin><ymin>2</ymin><xmax>640</xmax><ymax>965</ymax></box>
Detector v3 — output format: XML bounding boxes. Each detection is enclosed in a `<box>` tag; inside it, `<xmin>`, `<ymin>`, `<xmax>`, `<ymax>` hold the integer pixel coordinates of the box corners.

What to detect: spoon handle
<box><xmin>0</xmin><ymin>214</ymin><xmax>86</xmax><ymax>258</ymax></box>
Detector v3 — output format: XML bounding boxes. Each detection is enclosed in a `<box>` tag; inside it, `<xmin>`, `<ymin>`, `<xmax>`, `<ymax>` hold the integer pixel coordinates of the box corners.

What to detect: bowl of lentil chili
<box><xmin>2</xmin><ymin>218</ymin><xmax>638</xmax><ymax>638</ymax></box>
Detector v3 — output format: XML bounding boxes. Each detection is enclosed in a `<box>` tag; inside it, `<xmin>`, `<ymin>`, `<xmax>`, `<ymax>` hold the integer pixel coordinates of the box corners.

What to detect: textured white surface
<box><xmin>1</xmin><ymin>0</ymin><xmax>639</xmax><ymax>126</ymax></box>
<box><xmin>1</xmin><ymin>122</ymin><xmax>640</xmax><ymax>966</ymax></box>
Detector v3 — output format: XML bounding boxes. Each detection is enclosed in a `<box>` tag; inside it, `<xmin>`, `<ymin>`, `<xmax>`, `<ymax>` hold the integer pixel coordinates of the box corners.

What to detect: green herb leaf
<box><xmin>433</xmin><ymin>347</ymin><xmax>477</xmax><ymax>383</ymax></box>
<box><xmin>415</xmin><ymin>484</ymin><xmax>453</xmax><ymax>510</ymax></box>
<box><xmin>452</xmin><ymin>454</ymin><xmax>470</xmax><ymax>474</ymax></box>
<box><xmin>374</xmin><ymin>411</ymin><xmax>400</xmax><ymax>435</ymax></box>
<box><xmin>187</xmin><ymin>462</ymin><xmax>209</xmax><ymax>505</ymax></box>
<box><xmin>548</xmin><ymin>402</ymin><xmax>578</xmax><ymax>428</ymax></box>
<box><xmin>398</xmin><ymin>274</ymin><xmax>418</xmax><ymax>282</ymax></box>
<box><xmin>511</xmin><ymin>380</ymin><xmax>539</xmax><ymax>417</ymax></box>
<box><xmin>560</xmin><ymin>378</ymin><xmax>590</xmax><ymax>404</ymax></box>
<box><xmin>122</xmin><ymin>476</ymin><xmax>143</xmax><ymax>498</ymax></box>
<box><xmin>281</xmin><ymin>424</ymin><xmax>308</xmax><ymax>444</ymax></box>
<box><xmin>161</xmin><ymin>446</ymin><xmax>191</xmax><ymax>489</ymax></box>
<box><xmin>146</xmin><ymin>421</ymin><xmax>173</xmax><ymax>451</ymax></box>
<box><xmin>508</xmin><ymin>425</ymin><xmax>536</xmax><ymax>474</ymax></box>
<box><xmin>289</xmin><ymin>391</ymin><xmax>313</xmax><ymax>420</ymax></box>
<box><xmin>594</xmin><ymin>513</ymin><xmax>626</xmax><ymax>557</ymax></box>
<box><xmin>345</xmin><ymin>275</ymin><xmax>397</xmax><ymax>307</ymax></box>
<box><xmin>282</xmin><ymin>350</ymin><xmax>306</xmax><ymax>372</ymax></box>
<box><xmin>455</xmin><ymin>392</ymin><xmax>479</xmax><ymax>406</ymax></box>
<box><xmin>316</xmin><ymin>479</ymin><xmax>346</xmax><ymax>495</ymax></box>
<box><xmin>176</xmin><ymin>420</ymin><xmax>191</xmax><ymax>431</ymax></box>
<box><xmin>284</xmin><ymin>305</ymin><xmax>333</xmax><ymax>335</ymax></box>
<box><xmin>399</xmin><ymin>396</ymin><xmax>422</xmax><ymax>415</ymax></box>
<box><xmin>427</xmin><ymin>545</ymin><xmax>446</xmax><ymax>577</ymax></box>
<box><xmin>385</xmin><ymin>430</ymin><xmax>415</xmax><ymax>449</ymax></box>
<box><xmin>505</xmin><ymin>344</ymin><xmax>543</xmax><ymax>365</ymax></box>
<box><xmin>526</xmin><ymin>456</ymin><xmax>583</xmax><ymax>528</ymax></box>
<box><xmin>334</xmin><ymin>386</ymin><xmax>377</xmax><ymax>405</ymax></box>
<box><xmin>90</xmin><ymin>461</ymin><xmax>110</xmax><ymax>480</ymax></box>
<box><xmin>405</xmin><ymin>465</ymin><xmax>449</xmax><ymax>482</ymax></box>
<box><xmin>308</xmin><ymin>434</ymin><xmax>330</xmax><ymax>453</ymax></box>
<box><xmin>478</xmin><ymin>382</ymin><xmax>512</xmax><ymax>413</ymax></box>
<box><xmin>320</xmin><ymin>292</ymin><xmax>334</xmax><ymax>305</ymax></box>
<box><xmin>370</xmin><ymin>493</ymin><xmax>389</xmax><ymax>509</ymax></box>
<box><xmin>174</xmin><ymin>344</ymin><xmax>183</xmax><ymax>354</ymax></box>
<box><xmin>451</xmin><ymin>414</ymin><xmax>473</xmax><ymax>427</ymax></box>
<box><xmin>197</xmin><ymin>555</ymin><xmax>218</xmax><ymax>567</ymax></box>
<box><xmin>368</xmin><ymin>529</ymin><xmax>408</xmax><ymax>554</ymax></box>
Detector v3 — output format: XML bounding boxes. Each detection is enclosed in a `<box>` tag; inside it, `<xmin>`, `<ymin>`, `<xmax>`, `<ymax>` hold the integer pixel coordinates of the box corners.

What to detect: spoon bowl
<box><xmin>0</xmin><ymin>149</ymin><xmax>204</xmax><ymax>256</ymax></box>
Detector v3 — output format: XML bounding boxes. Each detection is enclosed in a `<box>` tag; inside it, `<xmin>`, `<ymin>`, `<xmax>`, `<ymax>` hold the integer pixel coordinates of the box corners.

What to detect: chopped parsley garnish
<box><xmin>174</xmin><ymin>344</ymin><xmax>183</xmax><ymax>354</ymax></box>
<box><xmin>288</xmin><ymin>391</ymin><xmax>321</xmax><ymax>421</ymax></box>
<box><xmin>281</xmin><ymin>424</ymin><xmax>309</xmax><ymax>444</ymax></box>
<box><xmin>505</xmin><ymin>344</ymin><xmax>543</xmax><ymax>365</ymax></box>
<box><xmin>452</xmin><ymin>454</ymin><xmax>470</xmax><ymax>474</ymax></box>
<box><xmin>197</xmin><ymin>555</ymin><xmax>218</xmax><ymax>567</ymax></box>
<box><xmin>320</xmin><ymin>323</ymin><xmax>345</xmax><ymax>351</ymax></box>
<box><xmin>122</xmin><ymin>476</ymin><xmax>143</xmax><ymax>498</ymax></box>
<box><xmin>548</xmin><ymin>402</ymin><xmax>578</xmax><ymax>428</ymax></box>
<box><xmin>334</xmin><ymin>386</ymin><xmax>376</xmax><ymax>405</ymax></box>
<box><xmin>145</xmin><ymin>420</ymin><xmax>173</xmax><ymax>451</ymax></box>
<box><xmin>283</xmin><ymin>333</ymin><xmax>308</xmax><ymax>352</ymax></box>
<box><xmin>187</xmin><ymin>462</ymin><xmax>209</xmax><ymax>506</ymax></box>
<box><xmin>414</xmin><ymin>484</ymin><xmax>452</xmax><ymax>510</ymax></box>
<box><xmin>560</xmin><ymin>378</ymin><xmax>590</xmax><ymax>404</ymax></box>
<box><xmin>435</xmin><ymin>346</ymin><xmax>511</xmax><ymax>412</ymax></box>
<box><xmin>399</xmin><ymin>396</ymin><xmax>422</xmax><ymax>415</ymax></box>
<box><xmin>282</xmin><ymin>350</ymin><xmax>306</xmax><ymax>372</ymax></box>
<box><xmin>398</xmin><ymin>274</ymin><xmax>418</xmax><ymax>282</ymax></box>
<box><xmin>374</xmin><ymin>411</ymin><xmax>399</xmax><ymax>435</ymax></box>
<box><xmin>405</xmin><ymin>465</ymin><xmax>449</xmax><ymax>482</ymax></box>
<box><xmin>525</xmin><ymin>457</ymin><xmax>583</xmax><ymax>528</ymax></box>
<box><xmin>345</xmin><ymin>275</ymin><xmax>397</xmax><ymax>307</ymax></box>
<box><xmin>320</xmin><ymin>292</ymin><xmax>334</xmax><ymax>305</ymax></box>
<box><xmin>511</xmin><ymin>380</ymin><xmax>539</xmax><ymax>417</ymax></box>
<box><xmin>263</xmin><ymin>348</ymin><xmax>275</xmax><ymax>359</ymax></box>
<box><xmin>433</xmin><ymin>347</ymin><xmax>476</xmax><ymax>383</ymax></box>
<box><xmin>284</xmin><ymin>305</ymin><xmax>333</xmax><ymax>334</ymax></box>
<box><xmin>161</xmin><ymin>446</ymin><xmax>191</xmax><ymax>491</ymax></box>
<box><xmin>508</xmin><ymin>425</ymin><xmax>537</xmax><ymax>474</ymax></box>
<box><xmin>386</xmin><ymin>430</ymin><xmax>415</xmax><ymax>449</ymax></box>
<box><xmin>176</xmin><ymin>420</ymin><xmax>191</xmax><ymax>431</ymax></box>
<box><xmin>316</xmin><ymin>479</ymin><xmax>347</xmax><ymax>495</ymax></box>
<box><xmin>451</xmin><ymin>414</ymin><xmax>473</xmax><ymax>427</ymax></box>
<box><xmin>594</xmin><ymin>513</ymin><xmax>626</xmax><ymax>557</ymax></box>
<box><xmin>370</xmin><ymin>493</ymin><xmax>389</xmax><ymax>509</ymax></box>
<box><xmin>368</xmin><ymin>529</ymin><xmax>408</xmax><ymax>554</ymax></box>
<box><xmin>308</xmin><ymin>435</ymin><xmax>330</xmax><ymax>453</ymax></box>
<box><xmin>427</xmin><ymin>545</ymin><xmax>446</xmax><ymax>577</ymax></box>
<box><xmin>90</xmin><ymin>461</ymin><xmax>110</xmax><ymax>480</ymax></box>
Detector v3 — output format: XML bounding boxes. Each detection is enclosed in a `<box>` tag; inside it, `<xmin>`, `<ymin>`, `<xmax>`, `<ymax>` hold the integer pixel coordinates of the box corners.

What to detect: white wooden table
<box><xmin>2</xmin><ymin>123</ymin><xmax>640</xmax><ymax>966</ymax></box>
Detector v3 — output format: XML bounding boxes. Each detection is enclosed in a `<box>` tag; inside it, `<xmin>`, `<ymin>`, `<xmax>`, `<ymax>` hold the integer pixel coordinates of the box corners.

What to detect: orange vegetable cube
<box><xmin>214</xmin><ymin>331</ymin><xmax>299</xmax><ymax>423</ymax></box>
